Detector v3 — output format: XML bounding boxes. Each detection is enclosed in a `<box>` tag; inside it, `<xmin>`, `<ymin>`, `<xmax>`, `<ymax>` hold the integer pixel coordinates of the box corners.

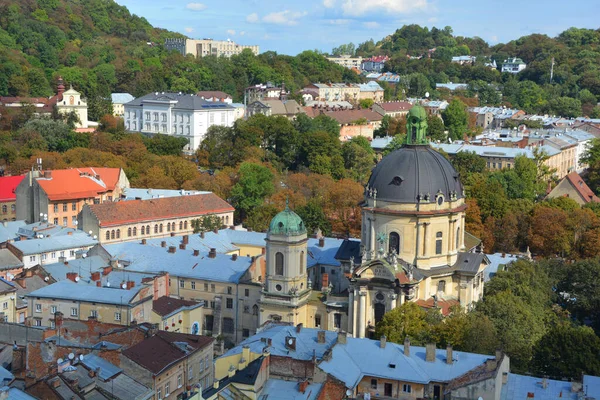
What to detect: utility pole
<box><xmin>550</xmin><ymin>57</ymin><xmax>555</xmax><ymax>83</ymax></box>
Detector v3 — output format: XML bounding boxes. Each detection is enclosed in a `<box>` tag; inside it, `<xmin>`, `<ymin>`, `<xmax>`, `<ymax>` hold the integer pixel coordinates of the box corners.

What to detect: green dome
<box><xmin>408</xmin><ymin>105</ymin><xmax>427</xmax><ymax>120</ymax></box>
<box><xmin>268</xmin><ymin>205</ymin><xmax>306</xmax><ymax>236</ymax></box>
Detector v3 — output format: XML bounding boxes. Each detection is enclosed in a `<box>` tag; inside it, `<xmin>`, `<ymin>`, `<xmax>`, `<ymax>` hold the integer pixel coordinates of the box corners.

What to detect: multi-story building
<box><xmin>164</xmin><ymin>38</ymin><xmax>259</xmax><ymax>58</ymax></box>
<box><xmin>0</xmin><ymin>176</ymin><xmax>24</xmax><ymax>222</ymax></box>
<box><xmin>0</xmin><ymin>278</ymin><xmax>17</xmax><ymax>324</ymax></box>
<box><xmin>121</xmin><ymin>330</ymin><xmax>214</xmax><ymax>399</ymax></box>
<box><xmin>547</xmin><ymin>172</ymin><xmax>600</xmax><ymax>205</ymax></box>
<box><xmin>361</xmin><ymin>55</ymin><xmax>389</xmax><ymax>72</ymax></box>
<box><xmin>246</xmin><ymin>99</ymin><xmax>304</xmax><ymax>119</ymax></box>
<box><xmin>151</xmin><ymin>296</ymin><xmax>205</xmax><ymax>334</ymax></box>
<box><xmin>196</xmin><ymin>91</ymin><xmax>233</xmax><ymax>104</ymax></box>
<box><xmin>56</xmin><ymin>86</ymin><xmax>90</xmax><ymax>128</ymax></box>
<box><xmin>79</xmin><ymin>193</ymin><xmax>234</xmax><ymax>244</ymax></box>
<box><xmin>451</xmin><ymin>55</ymin><xmax>476</xmax><ymax>65</ymax></box>
<box><xmin>15</xmin><ymin>167</ymin><xmax>130</xmax><ymax>228</ymax></box>
<box><xmin>326</xmin><ymin>55</ymin><xmax>363</xmax><ymax>69</ymax></box>
<box><xmin>358</xmin><ymin>82</ymin><xmax>384</xmax><ymax>103</ymax></box>
<box><xmin>372</xmin><ymin>101</ymin><xmax>412</xmax><ymax>118</ymax></box>
<box><xmin>304</xmin><ymin>83</ymin><xmax>361</xmax><ymax>103</ymax></box>
<box><xmin>501</xmin><ymin>57</ymin><xmax>526</xmax><ymax>73</ymax></box>
<box><xmin>110</xmin><ymin>93</ymin><xmax>135</xmax><ymax>117</ymax></box>
<box><xmin>245</xmin><ymin>83</ymin><xmax>285</xmax><ymax>104</ymax></box>
<box><xmin>123</xmin><ymin>92</ymin><xmax>235</xmax><ymax>152</ymax></box>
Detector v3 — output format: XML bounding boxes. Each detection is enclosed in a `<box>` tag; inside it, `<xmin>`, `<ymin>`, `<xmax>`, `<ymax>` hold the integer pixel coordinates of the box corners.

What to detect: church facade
<box><xmin>259</xmin><ymin>105</ymin><xmax>488</xmax><ymax>338</ymax></box>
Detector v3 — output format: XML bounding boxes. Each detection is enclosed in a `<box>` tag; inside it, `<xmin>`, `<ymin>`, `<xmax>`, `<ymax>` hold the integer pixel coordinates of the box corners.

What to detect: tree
<box><xmin>191</xmin><ymin>215</ymin><xmax>222</xmax><ymax>233</ymax></box>
<box><xmin>230</xmin><ymin>162</ymin><xmax>275</xmax><ymax>221</ymax></box>
<box><xmin>359</xmin><ymin>98</ymin><xmax>374</xmax><ymax>109</ymax></box>
<box><xmin>426</xmin><ymin>115</ymin><xmax>445</xmax><ymax>142</ymax></box>
<box><xmin>375</xmin><ymin>302</ymin><xmax>430</xmax><ymax>345</ymax></box>
<box><xmin>528</xmin><ymin>205</ymin><xmax>571</xmax><ymax>257</ymax></box>
<box><xmin>451</xmin><ymin>151</ymin><xmax>486</xmax><ymax>180</ymax></box>
<box><xmin>296</xmin><ymin>199</ymin><xmax>332</xmax><ymax>236</ymax></box>
<box><xmin>342</xmin><ymin>139</ymin><xmax>375</xmax><ymax>183</ymax></box>
<box><xmin>144</xmin><ymin>134</ymin><xmax>188</xmax><ymax>156</ymax></box>
<box><xmin>547</xmin><ymin>96</ymin><xmax>582</xmax><ymax>118</ymax></box>
<box><xmin>442</xmin><ymin>99</ymin><xmax>469</xmax><ymax>140</ymax></box>
<box><xmin>245</xmin><ymin>204</ymin><xmax>278</xmax><ymax>232</ymax></box>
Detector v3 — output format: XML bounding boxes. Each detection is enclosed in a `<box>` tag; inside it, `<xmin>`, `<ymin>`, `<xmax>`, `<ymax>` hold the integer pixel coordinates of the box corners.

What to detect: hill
<box><xmin>0</xmin><ymin>0</ymin><xmax>360</xmax><ymax>119</ymax></box>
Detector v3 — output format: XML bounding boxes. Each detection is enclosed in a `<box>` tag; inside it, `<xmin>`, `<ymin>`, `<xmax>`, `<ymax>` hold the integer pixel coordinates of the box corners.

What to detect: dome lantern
<box><xmin>406</xmin><ymin>105</ymin><xmax>429</xmax><ymax>145</ymax></box>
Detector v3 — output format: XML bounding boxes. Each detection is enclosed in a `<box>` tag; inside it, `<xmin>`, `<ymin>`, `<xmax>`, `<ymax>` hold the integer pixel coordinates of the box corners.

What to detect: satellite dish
<box><xmin>79</xmin><ymin>355</ymin><xmax>84</xmax><ymax>361</ymax></box>
<box><xmin>121</xmin><ymin>283</ymin><xmax>127</xmax><ymax>289</ymax></box>
<box><xmin>288</xmin><ymin>338</ymin><xmax>293</xmax><ymax>345</ymax></box>
<box><xmin>88</xmin><ymin>231</ymin><xmax>93</xmax><ymax>235</ymax></box>
<box><xmin>57</xmin><ymin>358</ymin><xmax>64</xmax><ymax>364</ymax></box>
<box><xmin>44</xmin><ymin>277</ymin><xmax>49</xmax><ymax>282</ymax></box>
<box><xmin>425</xmin><ymin>92</ymin><xmax>430</xmax><ymax>98</ymax></box>
<box><xmin>68</xmin><ymin>353</ymin><xmax>74</xmax><ymax>360</ymax></box>
<box><xmin>106</xmin><ymin>282</ymin><xmax>111</xmax><ymax>287</ymax></box>
<box><xmin>346</xmin><ymin>390</ymin><xmax>353</xmax><ymax>396</ymax></box>
<box><xmin>75</xmin><ymin>276</ymin><xmax>80</xmax><ymax>282</ymax></box>
<box><xmin>93</xmin><ymin>235</ymin><xmax>97</xmax><ymax>240</ymax></box>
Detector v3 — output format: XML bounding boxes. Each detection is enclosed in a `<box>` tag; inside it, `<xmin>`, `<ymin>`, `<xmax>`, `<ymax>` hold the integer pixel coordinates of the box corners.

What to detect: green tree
<box><xmin>359</xmin><ymin>98</ymin><xmax>374</xmax><ymax>109</ymax></box>
<box><xmin>442</xmin><ymin>99</ymin><xmax>469</xmax><ymax>140</ymax></box>
<box><xmin>451</xmin><ymin>151</ymin><xmax>486</xmax><ymax>180</ymax></box>
<box><xmin>191</xmin><ymin>215</ymin><xmax>223</xmax><ymax>233</ymax></box>
<box><xmin>375</xmin><ymin>302</ymin><xmax>430</xmax><ymax>345</ymax></box>
<box><xmin>230</xmin><ymin>162</ymin><xmax>275</xmax><ymax>221</ymax></box>
<box><xmin>426</xmin><ymin>115</ymin><xmax>446</xmax><ymax>142</ymax></box>
<box><xmin>296</xmin><ymin>199</ymin><xmax>332</xmax><ymax>236</ymax></box>
<box><xmin>144</xmin><ymin>134</ymin><xmax>188</xmax><ymax>156</ymax></box>
<box><xmin>547</xmin><ymin>96</ymin><xmax>582</xmax><ymax>118</ymax></box>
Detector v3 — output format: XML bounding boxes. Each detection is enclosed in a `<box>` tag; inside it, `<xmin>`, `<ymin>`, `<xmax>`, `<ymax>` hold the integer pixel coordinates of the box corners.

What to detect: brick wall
<box><xmin>269</xmin><ymin>356</ymin><xmax>315</xmax><ymax>380</ymax></box>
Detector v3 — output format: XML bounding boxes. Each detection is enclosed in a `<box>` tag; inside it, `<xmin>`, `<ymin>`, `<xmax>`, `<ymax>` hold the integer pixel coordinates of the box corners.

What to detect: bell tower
<box><xmin>259</xmin><ymin>203</ymin><xmax>310</xmax><ymax>326</ymax></box>
<box><xmin>405</xmin><ymin>105</ymin><xmax>429</xmax><ymax>145</ymax></box>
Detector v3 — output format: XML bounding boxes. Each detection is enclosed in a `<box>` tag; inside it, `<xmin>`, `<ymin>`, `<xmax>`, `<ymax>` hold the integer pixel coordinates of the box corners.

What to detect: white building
<box><xmin>501</xmin><ymin>58</ymin><xmax>526</xmax><ymax>74</ymax></box>
<box><xmin>57</xmin><ymin>86</ymin><xmax>89</xmax><ymax>128</ymax></box>
<box><xmin>123</xmin><ymin>92</ymin><xmax>235</xmax><ymax>152</ymax></box>
<box><xmin>111</xmin><ymin>93</ymin><xmax>135</xmax><ymax>117</ymax></box>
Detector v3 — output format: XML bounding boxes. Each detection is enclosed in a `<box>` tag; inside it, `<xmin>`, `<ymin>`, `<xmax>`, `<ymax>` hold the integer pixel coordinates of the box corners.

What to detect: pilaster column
<box><xmin>389</xmin><ymin>293</ymin><xmax>398</xmax><ymax>311</ymax></box>
<box><xmin>422</xmin><ymin>222</ymin><xmax>430</xmax><ymax>256</ymax></box>
<box><xmin>347</xmin><ymin>290</ymin><xmax>354</xmax><ymax>334</ymax></box>
<box><xmin>358</xmin><ymin>291</ymin><xmax>366</xmax><ymax>339</ymax></box>
<box><xmin>369</xmin><ymin>217</ymin><xmax>376</xmax><ymax>259</ymax></box>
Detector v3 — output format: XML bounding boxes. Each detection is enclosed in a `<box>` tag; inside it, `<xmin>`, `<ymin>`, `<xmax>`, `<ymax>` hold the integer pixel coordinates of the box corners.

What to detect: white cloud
<box><xmin>323</xmin><ymin>0</ymin><xmax>336</xmax><ymax>7</ymax></box>
<box><xmin>329</xmin><ymin>19</ymin><xmax>351</xmax><ymax>25</ymax></box>
<box><xmin>341</xmin><ymin>0</ymin><xmax>429</xmax><ymax>16</ymax></box>
<box><xmin>246</xmin><ymin>13</ymin><xmax>259</xmax><ymax>23</ymax></box>
<box><xmin>227</xmin><ymin>29</ymin><xmax>236</xmax><ymax>36</ymax></box>
<box><xmin>184</xmin><ymin>27</ymin><xmax>194</xmax><ymax>33</ymax></box>
<box><xmin>185</xmin><ymin>2</ymin><xmax>207</xmax><ymax>11</ymax></box>
<box><xmin>240</xmin><ymin>31</ymin><xmax>246</xmax><ymax>36</ymax></box>
<box><xmin>363</xmin><ymin>21</ymin><xmax>380</xmax><ymax>29</ymax></box>
<box><xmin>262</xmin><ymin>10</ymin><xmax>307</xmax><ymax>26</ymax></box>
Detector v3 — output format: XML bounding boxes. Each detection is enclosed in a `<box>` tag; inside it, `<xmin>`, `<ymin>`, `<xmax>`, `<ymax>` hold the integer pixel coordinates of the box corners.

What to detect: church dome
<box><xmin>408</xmin><ymin>104</ymin><xmax>428</xmax><ymax>120</ymax></box>
<box><xmin>367</xmin><ymin>145</ymin><xmax>464</xmax><ymax>204</ymax></box>
<box><xmin>268</xmin><ymin>205</ymin><xmax>307</xmax><ymax>236</ymax></box>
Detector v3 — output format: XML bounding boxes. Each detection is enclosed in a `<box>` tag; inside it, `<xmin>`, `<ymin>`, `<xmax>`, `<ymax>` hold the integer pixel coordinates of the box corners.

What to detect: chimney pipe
<box><xmin>446</xmin><ymin>344</ymin><xmax>453</xmax><ymax>364</ymax></box>
<box><xmin>231</xmin><ymin>254</ymin><xmax>238</xmax><ymax>261</ymax></box>
<box><xmin>404</xmin><ymin>337</ymin><xmax>410</xmax><ymax>356</ymax></box>
<box><xmin>296</xmin><ymin>323</ymin><xmax>303</xmax><ymax>333</ymax></box>
<box><xmin>380</xmin><ymin>335</ymin><xmax>386</xmax><ymax>348</ymax></box>
<box><xmin>161</xmin><ymin>241</ymin><xmax>166</xmax><ymax>248</ymax></box>
<box><xmin>193</xmin><ymin>249</ymin><xmax>200</xmax><ymax>256</ymax></box>
<box><xmin>179</xmin><ymin>243</ymin><xmax>186</xmax><ymax>250</ymax></box>
<box><xmin>91</xmin><ymin>272</ymin><xmax>100</xmax><ymax>281</ymax></box>
<box><xmin>208</xmin><ymin>248</ymin><xmax>216</xmax><ymax>258</ymax></box>
<box><xmin>96</xmin><ymin>281</ymin><xmax>101</xmax><ymax>287</ymax></box>
<box><xmin>141</xmin><ymin>239</ymin><xmax>146</xmax><ymax>245</ymax></box>
<box><xmin>182</xmin><ymin>235</ymin><xmax>189</xmax><ymax>244</ymax></box>
<box><xmin>168</xmin><ymin>246</ymin><xmax>177</xmax><ymax>254</ymax></box>
<box><xmin>337</xmin><ymin>331</ymin><xmax>347</xmax><ymax>344</ymax></box>
<box><xmin>425</xmin><ymin>343</ymin><xmax>436</xmax><ymax>362</ymax></box>
<box><xmin>317</xmin><ymin>330</ymin><xmax>326</xmax><ymax>344</ymax></box>
<box><xmin>200</xmin><ymin>231</ymin><xmax>205</xmax><ymax>239</ymax></box>
<box><xmin>319</xmin><ymin>237</ymin><xmax>325</xmax><ymax>247</ymax></box>
<box><xmin>170</xmin><ymin>232</ymin><xmax>175</xmax><ymax>237</ymax></box>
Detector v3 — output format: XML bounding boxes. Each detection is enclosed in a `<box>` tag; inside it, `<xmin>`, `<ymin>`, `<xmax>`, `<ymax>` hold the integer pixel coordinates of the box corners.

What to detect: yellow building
<box><xmin>0</xmin><ymin>279</ymin><xmax>17</xmax><ymax>324</ymax></box>
<box><xmin>151</xmin><ymin>296</ymin><xmax>205</xmax><ymax>334</ymax></box>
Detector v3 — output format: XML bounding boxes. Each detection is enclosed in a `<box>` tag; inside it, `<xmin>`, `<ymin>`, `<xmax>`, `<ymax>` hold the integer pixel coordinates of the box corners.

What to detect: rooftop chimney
<box><xmin>182</xmin><ymin>235</ymin><xmax>189</xmax><ymax>244</ymax></box>
<box><xmin>296</xmin><ymin>323</ymin><xmax>303</xmax><ymax>333</ymax></box>
<box><xmin>317</xmin><ymin>330</ymin><xmax>326</xmax><ymax>344</ymax></box>
<box><xmin>91</xmin><ymin>272</ymin><xmax>100</xmax><ymax>281</ymax></box>
<box><xmin>126</xmin><ymin>281</ymin><xmax>135</xmax><ymax>290</ymax></box>
<box><xmin>141</xmin><ymin>239</ymin><xmax>146</xmax><ymax>245</ymax></box>
<box><xmin>380</xmin><ymin>335</ymin><xmax>387</xmax><ymax>348</ymax></box>
<box><xmin>319</xmin><ymin>237</ymin><xmax>325</xmax><ymax>247</ymax></box>
<box><xmin>321</xmin><ymin>273</ymin><xmax>329</xmax><ymax>289</ymax></box>
<box><xmin>208</xmin><ymin>248</ymin><xmax>216</xmax><ymax>258</ymax></box>
<box><xmin>231</xmin><ymin>254</ymin><xmax>238</xmax><ymax>261</ymax></box>
<box><xmin>446</xmin><ymin>344</ymin><xmax>453</xmax><ymax>365</ymax></box>
<box><xmin>404</xmin><ymin>337</ymin><xmax>410</xmax><ymax>356</ymax></box>
<box><xmin>96</xmin><ymin>281</ymin><xmax>101</xmax><ymax>287</ymax></box>
<box><xmin>193</xmin><ymin>249</ymin><xmax>200</xmax><ymax>256</ymax></box>
<box><xmin>168</xmin><ymin>246</ymin><xmax>177</xmax><ymax>254</ymax></box>
<box><xmin>102</xmin><ymin>266</ymin><xmax>112</xmax><ymax>276</ymax></box>
<box><xmin>171</xmin><ymin>232</ymin><xmax>175</xmax><ymax>237</ymax></box>
<box><xmin>425</xmin><ymin>343</ymin><xmax>436</xmax><ymax>362</ymax></box>
<box><xmin>298</xmin><ymin>380</ymin><xmax>309</xmax><ymax>394</ymax></box>
<box><xmin>213</xmin><ymin>227</ymin><xmax>218</xmax><ymax>234</ymax></box>
<box><xmin>161</xmin><ymin>241</ymin><xmax>166</xmax><ymax>248</ymax></box>
<box><xmin>179</xmin><ymin>243</ymin><xmax>186</xmax><ymax>250</ymax></box>
<box><xmin>200</xmin><ymin>231</ymin><xmax>205</xmax><ymax>239</ymax></box>
<box><xmin>44</xmin><ymin>171</ymin><xmax>52</xmax><ymax>179</ymax></box>
<box><xmin>337</xmin><ymin>331</ymin><xmax>347</xmax><ymax>344</ymax></box>
<box><xmin>66</xmin><ymin>272</ymin><xmax>78</xmax><ymax>283</ymax></box>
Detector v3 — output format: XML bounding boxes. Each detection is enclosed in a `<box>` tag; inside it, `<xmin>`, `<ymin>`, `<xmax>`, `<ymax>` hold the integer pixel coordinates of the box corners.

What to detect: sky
<box><xmin>115</xmin><ymin>0</ymin><xmax>600</xmax><ymax>55</ymax></box>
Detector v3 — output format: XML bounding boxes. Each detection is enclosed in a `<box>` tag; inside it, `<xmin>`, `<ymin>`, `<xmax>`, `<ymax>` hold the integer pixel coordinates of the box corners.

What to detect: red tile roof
<box><xmin>88</xmin><ymin>193</ymin><xmax>234</xmax><ymax>227</ymax></box>
<box><xmin>324</xmin><ymin>109</ymin><xmax>383</xmax><ymax>125</ymax></box>
<box><xmin>415</xmin><ymin>298</ymin><xmax>460</xmax><ymax>316</ymax></box>
<box><xmin>0</xmin><ymin>176</ymin><xmax>24</xmax><ymax>202</ymax></box>
<box><xmin>196</xmin><ymin>91</ymin><xmax>232</xmax><ymax>100</ymax></box>
<box><xmin>377</xmin><ymin>101</ymin><xmax>412</xmax><ymax>112</ymax></box>
<box><xmin>122</xmin><ymin>331</ymin><xmax>213</xmax><ymax>375</ymax></box>
<box><xmin>152</xmin><ymin>296</ymin><xmax>202</xmax><ymax>317</ymax></box>
<box><xmin>565</xmin><ymin>172</ymin><xmax>600</xmax><ymax>203</ymax></box>
<box><xmin>35</xmin><ymin>168</ymin><xmax>122</xmax><ymax>201</ymax></box>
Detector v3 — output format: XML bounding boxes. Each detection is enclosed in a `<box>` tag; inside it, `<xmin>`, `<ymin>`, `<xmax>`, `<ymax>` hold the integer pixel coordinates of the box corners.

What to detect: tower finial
<box><xmin>285</xmin><ymin>196</ymin><xmax>289</xmax><ymax>210</ymax></box>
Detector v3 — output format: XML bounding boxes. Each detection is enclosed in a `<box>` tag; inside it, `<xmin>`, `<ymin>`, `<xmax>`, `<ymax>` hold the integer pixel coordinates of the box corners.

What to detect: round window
<box><xmin>376</xmin><ymin>292</ymin><xmax>385</xmax><ymax>301</ymax></box>
<box><xmin>276</xmin><ymin>284</ymin><xmax>282</xmax><ymax>291</ymax></box>
<box><xmin>437</xmin><ymin>196</ymin><xmax>444</xmax><ymax>205</ymax></box>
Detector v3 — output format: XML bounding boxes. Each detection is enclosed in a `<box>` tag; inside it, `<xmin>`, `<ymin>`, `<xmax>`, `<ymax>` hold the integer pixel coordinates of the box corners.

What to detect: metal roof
<box><xmin>500</xmin><ymin>373</ymin><xmax>578</xmax><ymax>400</ymax></box>
<box><xmin>26</xmin><ymin>280</ymin><xmax>138</xmax><ymax>305</ymax></box>
<box><xmin>0</xmin><ymin>221</ymin><xmax>26</xmax><ymax>243</ymax></box>
<box><xmin>111</xmin><ymin>93</ymin><xmax>135</xmax><ymax>104</ymax></box>
<box><xmin>11</xmin><ymin>232</ymin><xmax>97</xmax><ymax>255</ymax></box>
<box><xmin>125</xmin><ymin>92</ymin><xmax>234</xmax><ymax>110</ymax></box>
<box><xmin>261</xmin><ymin>379</ymin><xmax>323</xmax><ymax>400</ymax></box>
<box><xmin>81</xmin><ymin>354</ymin><xmax>122</xmax><ymax>381</ymax></box>
<box><xmin>121</xmin><ymin>188</ymin><xmax>210</xmax><ymax>201</ymax></box>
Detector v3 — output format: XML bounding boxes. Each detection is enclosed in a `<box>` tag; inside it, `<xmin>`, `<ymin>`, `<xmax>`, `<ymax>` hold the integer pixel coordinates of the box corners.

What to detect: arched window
<box><xmin>184</xmin><ymin>221</ymin><xmax>188</xmax><ymax>230</ymax></box>
<box><xmin>146</xmin><ymin>225</ymin><xmax>150</xmax><ymax>235</ymax></box>
<box><xmin>1</xmin><ymin>205</ymin><xmax>6</xmax><ymax>214</ymax></box>
<box><xmin>111</xmin><ymin>230</ymin><xmax>115</xmax><ymax>240</ymax></box>
<box><xmin>275</xmin><ymin>252</ymin><xmax>284</xmax><ymax>275</ymax></box>
<box><xmin>105</xmin><ymin>231</ymin><xmax>110</xmax><ymax>241</ymax></box>
<box><xmin>154</xmin><ymin>224</ymin><xmax>158</xmax><ymax>234</ymax></box>
<box><xmin>435</xmin><ymin>232</ymin><xmax>443</xmax><ymax>255</ymax></box>
<box><xmin>438</xmin><ymin>280</ymin><xmax>446</xmax><ymax>293</ymax></box>
<box><xmin>389</xmin><ymin>232</ymin><xmax>400</xmax><ymax>254</ymax></box>
<box><xmin>128</xmin><ymin>227</ymin><xmax>132</xmax><ymax>237</ymax></box>
<box><xmin>172</xmin><ymin>221</ymin><xmax>176</xmax><ymax>231</ymax></box>
<box><xmin>252</xmin><ymin>305</ymin><xmax>259</xmax><ymax>315</ymax></box>
<box><xmin>133</xmin><ymin>227</ymin><xmax>137</xmax><ymax>236</ymax></box>
<box><xmin>179</xmin><ymin>221</ymin><xmax>183</xmax><ymax>230</ymax></box>
<box><xmin>456</xmin><ymin>227</ymin><xmax>461</xmax><ymax>249</ymax></box>
<box><xmin>300</xmin><ymin>251</ymin><xmax>305</xmax><ymax>275</ymax></box>
<box><xmin>167</xmin><ymin>223</ymin><xmax>171</xmax><ymax>232</ymax></box>
<box><xmin>141</xmin><ymin>226</ymin><xmax>145</xmax><ymax>235</ymax></box>
<box><xmin>116</xmin><ymin>229</ymin><xmax>120</xmax><ymax>239</ymax></box>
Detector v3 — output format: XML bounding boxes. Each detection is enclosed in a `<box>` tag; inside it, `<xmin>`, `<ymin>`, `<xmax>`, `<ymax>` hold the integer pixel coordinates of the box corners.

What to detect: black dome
<box><xmin>367</xmin><ymin>145</ymin><xmax>464</xmax><ymax>204</ymax></box>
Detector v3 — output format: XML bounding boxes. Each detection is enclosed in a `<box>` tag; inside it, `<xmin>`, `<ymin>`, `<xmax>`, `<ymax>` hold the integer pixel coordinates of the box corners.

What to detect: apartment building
<box><xmin>164</xmin><ymin>38</ymin><xmax>259</xmax><ymax>57</ymax></box>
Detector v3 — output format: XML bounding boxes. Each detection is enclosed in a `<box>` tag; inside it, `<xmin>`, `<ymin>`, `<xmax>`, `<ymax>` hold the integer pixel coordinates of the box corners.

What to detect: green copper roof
<box><xmin>408</xmin><ymin>105</ymin><xmax>428</xmax><ymax>120</ymax></box>
<box><xmin>405</xmin><ymin>105</ymin><xmax>429</xmax><ymax>145</ymax></box>
<box><xmin>268</xmin><ymin>204</ymin><xmax>306</xmax><ymax>236</ymax></box>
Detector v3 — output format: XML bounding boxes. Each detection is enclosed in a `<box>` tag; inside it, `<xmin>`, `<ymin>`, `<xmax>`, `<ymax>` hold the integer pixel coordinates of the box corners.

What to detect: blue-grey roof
<box><xmin>121</xmin><ymin>188</ymin><xmax>210</xmax><ymax>201</ymax></box>
<box><xmin>484</xmin><ymin>253</ymin><xmax>519</xmax><ymax>281</ymax></box>
<box><xmin>126</xmin><ymin>92</ymin><xmax>234</xmax><ymax>110</ymax></box>
<box><xmin>82</xmin><ymin>354</ymin><xmax>122</xmax><ymax>381</ymax></box>
<box><xmin>0</xmin><ymin>387</ymin><xmax>37</xmax><ymax>400</ymax></box>
<box><xmin>431</xmin><ymin>143</ymin><xmax>561</xmax><ymax>159</ymax></box>
<box><xmin>42</xmin><ymin>255</ymin><xmax>157</xmax><ymax>289</ymax></box>
<box><xmin>0</xmin><ymin>366</ymin><xmax>14</xmax><ymax>385</ymax></box>
<box><xmin>436</xmin><ymin>83</ymin><xmax>468</xmax><ymax>91</ymax></box>
<box><xmin>11</xmin><ymin>232</ymin><xmax>97</xmax><ymax>255</ymax></box>
<box><xmin>370</xmin><ymin>136</ymin><xmax>394</xmax><ymax>150</ymax></box>
<box><xmin>261</xmin><ymin>379</ymin><xmax>323</xmax><ymax>400</ymax></box>
<box><xmin>224</xmin><ymin>230</ymin><xmax>266</xmax><ymax>248</ymax></box>
<box><xmin>358</xmin><ymin>82</ymin><xmax>383</xmax><ymax>92</ymax></box>
<box><xmin>307</xmin><ymin>238</ymin><xmax>348</xmax><ymax>268</ymax></box>
<box><xmin>320</xmin><ymin>337</ymin><xmax>490</xmax><ymax>389</ymax></box>
<box><xmin>17</xmin><ymin>222</ymin><xmax>78</xmax><ymax>239</ymax></box>
<box><xmin>27</xmin><ymin>280</ymin><xmax>138</xmax><ymax>305</ymax></box>
<box><xmin>104</xmin><ymin>242</ymin><xmax>252</xmax><ymax>284</ymax></box>
<box><xmin>500</xmin><ymin>373</ymin><xmax>578</xmax><ymax>400</ymax></box>
<box><xmin>111</xmin><ymin>93</ymin><xmax>135</xmax><ymax>104</ymax></box>
<box><xmin>222</xmin><ymin>325</ymin><xmax>338</xmax><ymax>361</ymax></box>
<box><xmin>0</xmin><ymin>249</ymin><xmax>23</xmax><ymax>271</ymax></box>
<box><xmin>0</xmin><ymin>221</ymin><xmax>26</xmax><ymax>243</ymax></box>
<box><xmin>584</xmin><ymin>375</ymin><xmax>600</xmax><ymax>399</ymax></box>
<box><xmin>230</xmin><ymin>103</ymin><xmax>245</xmax><ymax>108</ymax></box>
